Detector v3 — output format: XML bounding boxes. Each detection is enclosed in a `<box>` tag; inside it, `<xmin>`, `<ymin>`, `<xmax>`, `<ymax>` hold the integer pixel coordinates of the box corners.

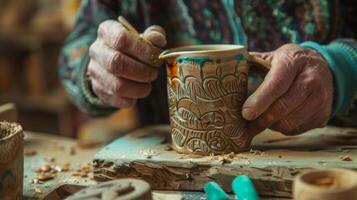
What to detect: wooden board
<box><xmin>24</xmin><ymin>132</ymin><xmax>236</xmax><ymax>200</ymax></box>
<box><xmin>93</xmin><ymin>125</ymin><xmax>357</xmax><ymax>198</ymax></box>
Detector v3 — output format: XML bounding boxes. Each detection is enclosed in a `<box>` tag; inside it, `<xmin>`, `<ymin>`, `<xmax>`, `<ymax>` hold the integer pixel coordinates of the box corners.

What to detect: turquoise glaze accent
<box><xmin>204</xmin><ymin>181</ymin><xmax>231</xmax><ymax>200</ymax></box>
<box><xmin>235</xmin><ymin>54</ymin><xmax>245</xmax><ymax>61</ymax></box>
<box><xmin>232</xmin><ymin>175</ymin><xmax>259</xmax><ymax>200</ymax></box>
<box><xmin>176</xmin><ymin>57</ymin><xmax>213</xmax><ymax>66</ymax></box>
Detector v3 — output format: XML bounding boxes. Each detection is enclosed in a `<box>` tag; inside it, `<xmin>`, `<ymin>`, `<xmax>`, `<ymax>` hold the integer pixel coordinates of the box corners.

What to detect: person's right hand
<box><xmin>88</xmin><ymin>20</ymin><xmax>167</xmax><ymax>108</ymax></box>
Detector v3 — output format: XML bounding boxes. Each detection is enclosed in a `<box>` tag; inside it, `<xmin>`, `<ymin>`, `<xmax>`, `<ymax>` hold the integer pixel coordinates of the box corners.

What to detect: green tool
<box><xmin>204</xmin><ymin>175</ymin><xmax>259</xmax><ymax>200</ymax></box>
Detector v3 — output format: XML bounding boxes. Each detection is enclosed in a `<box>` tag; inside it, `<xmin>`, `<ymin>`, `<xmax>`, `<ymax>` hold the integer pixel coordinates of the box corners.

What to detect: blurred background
<box><xmin>0</xmin><ymin>0</ymin><xmax>137</xmax><ymax>145</ymax></box>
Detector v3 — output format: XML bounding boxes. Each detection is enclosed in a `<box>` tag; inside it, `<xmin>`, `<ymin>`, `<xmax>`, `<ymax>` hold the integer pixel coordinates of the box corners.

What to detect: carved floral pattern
<box><xmin>167</xmin><ymin>57</ymin><xmax>251</xmax><ymax>155</ymax></box>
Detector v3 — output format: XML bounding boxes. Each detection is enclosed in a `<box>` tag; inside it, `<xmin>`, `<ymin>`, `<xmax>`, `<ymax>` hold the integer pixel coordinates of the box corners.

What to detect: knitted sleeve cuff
<box><xmin>300</xmin><ymin>40</ymin><xmax>357</xmax><ymax>117</ymax></box>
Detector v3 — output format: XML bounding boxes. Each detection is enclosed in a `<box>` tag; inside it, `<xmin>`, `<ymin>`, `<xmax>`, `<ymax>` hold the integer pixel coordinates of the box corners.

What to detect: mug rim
<box><xmin>0</xmin><ymin>122</ymin><xmax>23</xmax><ymax>142</ymax></box>
<box><xmin>159</xmin><ymin>44</ymin><xmax>245</xmax><ymax>60</ymax></box>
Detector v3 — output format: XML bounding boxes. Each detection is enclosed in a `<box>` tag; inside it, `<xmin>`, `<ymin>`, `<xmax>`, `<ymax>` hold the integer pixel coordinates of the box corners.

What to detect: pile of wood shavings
<box><xmin>29</xmin><ymin>158</ymin><xmax>93</xmax><ymax>189</ymax></box>
<box><xmin>71</xmin><ymin>162</ymin><xmax>92</xmax><ymax>178</ymax></box>
<box><xmin>30</xmin><ymin>157</ymin><xmax>70</xmax><ymax>184</ymax></box>
<box><xmin>140</xmin><ymin>149</ymin><xmax>158</xmax><ymax>159</ymax></box>
<box><xmin>340</xmin><ymin>155</ymin><xmax>352</xmax><ymax>161</ymax></box>
<box><xmin>211</xmin><ymin>152</ymin><xmax>250</xmax><ymax>165</ymax></box>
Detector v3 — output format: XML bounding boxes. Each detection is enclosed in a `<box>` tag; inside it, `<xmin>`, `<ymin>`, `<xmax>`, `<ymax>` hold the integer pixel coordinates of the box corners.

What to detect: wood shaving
<box><xmin>61</xmin><ymin>163</ymin><xmax>70</xmax><ymax>172</ymax></box>
<box><xmin>32</xmin><ymin>168</ymin><xmax>42</xmax><ymax>173</ymax></box>
<box><xmin>340</xmin><ymin>155</ymin><xmax>352</xmax><ymax>161</ymax></box>
<box><xmin>217</xmin><ymin>152</ymin><xmax>235</xmax><ymax>164</ymax></box>
<box><xmin>249</xmin><ymin>149</ymin><xmax>264</xmax><ymax>156</ymax></box>
<box><xmin>164</xmin><ymin>145</ymin><xmax>173</xmax><ymax>151</ymax></box>
<box><xmin>244</xmin><ymin>160</ymin><xmax>251</xmax><ymax>165</ymax></box>
<box><xmin>44</xmin><ymin>157</ymin><xmax>55</xmax><ymax>162</ymax></box>
<box><xmin>34</xmin><ymin>187</ymin><xmax>42</xmax><ymax>194</ymax></box>
<box><xmin>37</xmin><ymin>173</ymin><xmax>56</xmax><ymax>181</ymax></box>
<box><xmin>140</xmin><ymin>149</ymin><xmax>158</xmax><ymax>159</ymax></box>
<box><xmin>40</xmin><ymin>164</ymin><xmax>51</xmax><ymax>172</ymax></box>
<box><xmin>25</xmin><ymin>149</ymin><xmax>37</xmax><ymax>156</ymax></box>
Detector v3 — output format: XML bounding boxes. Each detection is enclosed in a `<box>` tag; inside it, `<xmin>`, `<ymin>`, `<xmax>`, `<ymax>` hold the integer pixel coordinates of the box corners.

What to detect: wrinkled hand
<box><xmin>88</xmin><ymin>20</ymin><xmax>166</xmax><ymax>108</ymax></box>
<box><xmin>243</xmin><ymin>44</ymin><xmax>334</xmax><ymax>135</ymax></box>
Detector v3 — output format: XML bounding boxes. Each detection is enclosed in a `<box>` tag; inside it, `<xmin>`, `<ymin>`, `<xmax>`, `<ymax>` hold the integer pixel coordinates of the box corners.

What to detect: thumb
<box><xmin>141</xmin><ymin>25</ymin><xmax>167</xmax><ymax>48</ymax></box>
<box><xmin>249</xmin><ymin>51</ymin><xmax>274</xmax><ymax>64</ymax></box>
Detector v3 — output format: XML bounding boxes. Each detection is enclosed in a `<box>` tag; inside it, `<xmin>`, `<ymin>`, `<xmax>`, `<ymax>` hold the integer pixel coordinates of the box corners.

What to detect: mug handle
<box><xmin>246</xmin><ymin>53</ymin><xmax>271</xmax><ymax>76</ymax></box>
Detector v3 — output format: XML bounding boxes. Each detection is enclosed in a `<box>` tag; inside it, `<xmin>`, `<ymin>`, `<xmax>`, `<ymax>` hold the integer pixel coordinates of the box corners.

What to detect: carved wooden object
<box><xmin>160</xmin><ymin>45</ymin><xmax>270</xmax><ymax>155</ymax></box>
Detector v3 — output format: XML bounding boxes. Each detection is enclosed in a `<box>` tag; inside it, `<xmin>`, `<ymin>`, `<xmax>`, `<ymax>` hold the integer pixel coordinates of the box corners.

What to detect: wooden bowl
<box><xmin>293</xmin><ymin>168</ymin><xmax>357</xmax><ymax>200</ymax></box>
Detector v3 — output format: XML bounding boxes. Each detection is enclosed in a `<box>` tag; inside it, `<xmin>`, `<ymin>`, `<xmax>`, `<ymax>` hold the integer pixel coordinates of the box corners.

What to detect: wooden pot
<box><xmin>293</xmin><ymin>168</ymin><xmax>357</xmax><ymax>200</ymax></box>
<box><xmin>0</xmin><ymin>122</ymin><xmax>23</xmax><ymax>200</ymax></box>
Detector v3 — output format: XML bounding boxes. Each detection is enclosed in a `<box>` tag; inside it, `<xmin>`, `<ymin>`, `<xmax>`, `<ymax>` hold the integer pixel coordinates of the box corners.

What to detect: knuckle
<box><xmin>89</xmin><ymin>42</ymin><xmax>96</xmax><ymax>58</ymax></box>
<box><xmin>91</xmin><ymin>82</ymin><xmax>104</xmax><ymax>98</ymax></box>
<box><xmin>273</xmin><ymin>98</ymin><xmax>290</xmax><ymax>115</ymax></box>
<box><xmin>113</xmin><ymin>30</ymin><xmax>129</xmax><ymax>50</ymax></box>
<box><xmin>303</xmin><ymin>76</ymin><xmax>318</xmax><ymax>89</ymax></box>
<box><xmin>87</xmin><ymin>61</ymin><xmax>96</xmax><ymax>76</ymax></box>
<box><xmin>97</xmin><ymin>21</ymin><xmax>110</xmax><ymax>38</ymax></box>
<box><xmin>108</xmin><ymin>52</ymin><xmax>125</xmax><ymax>74</ymax></box>
<box><xmin>277</xmin><ymin>119</ymin><xmax>297</xmax><ymax>133</ymax></box>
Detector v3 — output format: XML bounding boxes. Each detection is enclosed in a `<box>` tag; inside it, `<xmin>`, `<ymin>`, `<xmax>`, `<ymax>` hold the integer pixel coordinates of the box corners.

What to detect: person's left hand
<box><xmin>243</xmin><ymin>44</ymin><xmax>334</xmax><ymax>135</ymax></box>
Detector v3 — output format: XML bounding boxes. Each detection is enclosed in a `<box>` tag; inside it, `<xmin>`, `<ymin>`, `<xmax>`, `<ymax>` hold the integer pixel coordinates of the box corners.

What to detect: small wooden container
<box><xmin>0</xmin><ymin>122</ymin><xmax>23</xmax><ymax>200</ymax></box>
<box><xmin>293</xmin><ymin>168</ymin><xmax>357</xmax><ymax>200</ymax></box>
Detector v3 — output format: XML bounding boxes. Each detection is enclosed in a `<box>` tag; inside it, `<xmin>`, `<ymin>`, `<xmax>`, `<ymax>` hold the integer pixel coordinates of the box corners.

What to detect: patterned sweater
<box><xmin>59</xmin><ymin>0</ymin><xmax>357</xmax><ymax>127</ymax></box>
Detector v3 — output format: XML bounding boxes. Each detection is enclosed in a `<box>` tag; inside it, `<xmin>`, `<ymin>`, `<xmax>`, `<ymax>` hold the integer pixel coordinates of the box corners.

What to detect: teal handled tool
<box><xmin>204</xmin><ymin>175</ymin><xmax>259</xmax><ymax>200</ymax></box>
<box><xmin>204</xmin><ymin>181</ymin><xmax>231</xmax><ymax>200</ymax></box>
<box><xmin>232</xmin><ymin>175</ymin><xmax>259</xmax><ymax>200</ymax></box>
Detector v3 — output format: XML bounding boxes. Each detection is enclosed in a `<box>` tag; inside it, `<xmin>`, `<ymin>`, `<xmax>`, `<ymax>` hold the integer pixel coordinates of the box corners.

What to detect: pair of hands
<box><xmin>88</xmin><ymin>20</ymin><xmax>333</xmax><ymax>135</ymax></box>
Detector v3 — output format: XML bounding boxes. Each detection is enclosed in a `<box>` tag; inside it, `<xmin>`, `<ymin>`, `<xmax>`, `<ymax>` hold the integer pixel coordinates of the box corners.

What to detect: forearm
<box><xmin>301</xmin><ymin>39</ymin><xmax>357</xmax><ymax>126</ymax></box>
<box><xmin>59</xmin><ymin>0</ymin><xmax>118</xmax><ymax>116</ymax></box>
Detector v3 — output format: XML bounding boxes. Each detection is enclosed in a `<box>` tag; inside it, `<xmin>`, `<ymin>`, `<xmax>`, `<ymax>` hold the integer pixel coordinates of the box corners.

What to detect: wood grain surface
<box><xmin>93</xmin><ymin>125</ymin><xmax>357</xmax><ymax>198</ymax></box>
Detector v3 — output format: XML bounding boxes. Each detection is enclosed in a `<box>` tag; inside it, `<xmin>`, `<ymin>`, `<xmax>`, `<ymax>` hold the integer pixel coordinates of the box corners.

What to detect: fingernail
<box><xmin>242</xmin><ymin>108</ymin><xmax>256</xmax><ymax>120</ymax></box>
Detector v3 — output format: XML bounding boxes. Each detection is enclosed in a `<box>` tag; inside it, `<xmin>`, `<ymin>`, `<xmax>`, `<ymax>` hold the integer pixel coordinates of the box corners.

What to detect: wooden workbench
<box><xmin>23</xmin><ymin>132</ymin><xmax>225</xmax><ymax>200</ymax></box>
<box><xmin>93</xmin><ymin>125</ymin><xmax>357</xmax><ymax>198</ymax></box>
<box><xmin>24</xmin><ymin>125</ymin><xmax>357</xmax><ymax>199</ymax></box>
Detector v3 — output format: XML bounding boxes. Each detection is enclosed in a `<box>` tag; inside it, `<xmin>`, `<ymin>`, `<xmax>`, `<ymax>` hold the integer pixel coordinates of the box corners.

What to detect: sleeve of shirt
<box><xmin>58</xmin><ymin>0</ymin><xmax>119</xmax><ymax>116</ymax></box>
<box><xmin>300</xmin><ymin>39</ymin><xmax>357</xmax><ymax>127</ymax></box>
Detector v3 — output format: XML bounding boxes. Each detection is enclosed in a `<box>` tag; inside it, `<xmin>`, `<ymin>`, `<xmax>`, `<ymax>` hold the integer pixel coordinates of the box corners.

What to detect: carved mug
<box><xmin>0</xmin><ymin>122</ymin><xmax>23</xmax><ymax>200</ymax></box>
<box><xmin>159</xmin><ymin>45</ymin><xmax>270</xmax><ymax>155</ymax></box>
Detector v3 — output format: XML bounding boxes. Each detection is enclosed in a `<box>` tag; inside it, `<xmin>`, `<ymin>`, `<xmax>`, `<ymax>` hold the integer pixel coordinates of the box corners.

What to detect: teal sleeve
<box><xmin>300</xmin><ymin>40</ymin><xmax>357</xmax><ymax>122</ymax></box>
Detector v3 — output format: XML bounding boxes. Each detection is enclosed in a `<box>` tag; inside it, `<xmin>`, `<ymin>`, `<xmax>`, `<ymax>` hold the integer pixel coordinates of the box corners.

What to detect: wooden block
<box><xmin>93</xmin><ymin>125</ymin><xmax>357</xmax><ymax>198</ymax></box>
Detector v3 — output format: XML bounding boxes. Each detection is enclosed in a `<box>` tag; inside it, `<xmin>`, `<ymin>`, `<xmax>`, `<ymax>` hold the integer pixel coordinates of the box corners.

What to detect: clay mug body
<box><xmin>159</xmin><ymin>45</ymin><xmax>270</xmax><ymax>155</ymax></box>
<box><xmin>0</xmin><ymin>122</ymin><xmax>24</xmax><ymax>200</ymax></box>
